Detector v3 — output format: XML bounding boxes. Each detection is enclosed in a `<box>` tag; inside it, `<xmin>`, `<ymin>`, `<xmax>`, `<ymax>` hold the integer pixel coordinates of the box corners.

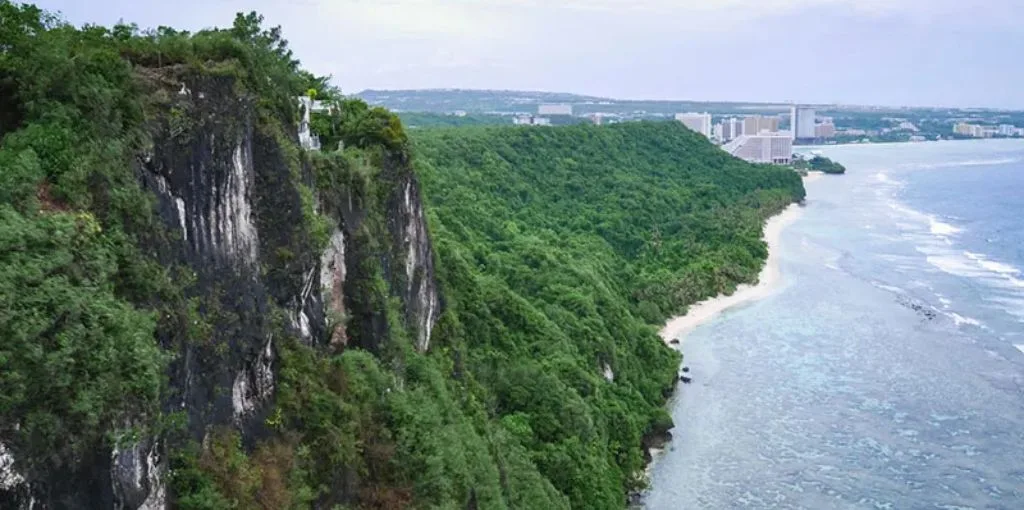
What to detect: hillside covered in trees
<box><xmin>416</xmin><ymin>123</ymin><xmax>806</xmax><ymax>324</ymax></box>
<box><xmin>808</xmin><ymin>155</ymin><xmax>847</xmax><ymax>174</ymax></box>
<box><xmin>0</xmin><ymin>3</ymin><xmax>804</xmax><ymax>509</ymax></box>
<box><xmin>412</xmin><ymin>123</ymin><xmax>805</xmax><ymax>508</ymax></box>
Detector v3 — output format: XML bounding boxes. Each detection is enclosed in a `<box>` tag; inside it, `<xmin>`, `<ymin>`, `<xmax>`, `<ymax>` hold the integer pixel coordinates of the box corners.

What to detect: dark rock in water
<box><xmin>627</xmin><ymin>491</ymin><xmax>644</xmax><ymax>508</ymax></box>
<box><xmin>669</xmin><ymin>339</ymin><xmax>680</xmax><ymax>345</ymax></box>
<box><xmin>895</xmin><ymin>294</ymin><xmax>938</xmax><ymax>321</ymax></box>
<box><xmin>642</xmin><ymin>429</ymin><xmax>672</xmax><ymax>459</ymax></box>
<box><xmin>679</xmin><ymin>375</ymin><xmax>692</xmax><ymax>384</ymax></box>
<box><xmin>681</xmin><ymin>366</ymin><xmax>690</xmax><ymax>373</ymax></box>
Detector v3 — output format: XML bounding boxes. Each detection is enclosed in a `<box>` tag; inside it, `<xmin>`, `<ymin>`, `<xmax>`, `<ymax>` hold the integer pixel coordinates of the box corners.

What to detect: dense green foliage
<box><xmin>0</xmin><ymin>0</ymin><xmax>329</xmax><ymax>493</ymax></box>
<box><xmin>413</xmin><ymin>122</ymin><xmax>805</xmax><ymax>508</ymax></box>
<box><xmin>809</xmin><ymin>155</ymin><xmax>846</xmax><ymax>174</ymax></box>
<box><xmin>417</xmin><ymin>123</ymin><xmax>805</xmax><ymax>321</ymax></box>
<box><xmin>310</xmin><ymin>98</ymin><xmax>409</xmax><ymax>153</ymax></box>
<box><xmin>0</xmin><ymin>0</ymin><xmax>176</xmax><ymax>476</ymax></box>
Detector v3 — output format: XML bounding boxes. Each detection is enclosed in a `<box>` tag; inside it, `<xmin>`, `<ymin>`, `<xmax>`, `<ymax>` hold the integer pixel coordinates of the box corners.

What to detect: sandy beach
<box><xmin>658</xmin><ymin>202</ymin><xmax>804</xmax><ymax>346</ymax></box>
<box><xmin>803</xmin><ymin>170</ymin><xmax>825</xmax><ymax>183</ymax></box>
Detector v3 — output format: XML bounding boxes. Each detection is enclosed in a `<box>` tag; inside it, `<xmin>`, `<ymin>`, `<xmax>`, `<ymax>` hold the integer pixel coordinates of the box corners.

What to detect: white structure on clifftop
<box><xmin>298</xmin><ymin>96</ymin><xmax>332</xmax><ymax>150</ymax></box>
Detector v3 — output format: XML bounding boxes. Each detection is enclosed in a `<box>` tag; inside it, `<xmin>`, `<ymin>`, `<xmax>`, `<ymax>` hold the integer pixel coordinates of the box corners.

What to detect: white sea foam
<box><xmin>887</xmin><ymin>200</ymin><xmax>962</xmax><ymax>239</ymax></box>
<box><xmin>924</xmin><ymin>255</ymin><xmax>983</xmax><ymax>278</ymax></box>
<box><xmin>904</xmin><ymin>157</ymin><xmax>1021</xmax><ymax>171</ymax></box>
<box><xmin>876</xmin><ymin>164</ymin><xmax>1024</xmax><ymax>328</ymax></box>
<box><xmin>915</xmin><ymin>242</ymin><xmax>1024</xmax><ymax>326</ymax></box>
<box><xmin>872</xmin><ymin>282</ymin><xmax>905</xmax><ymax>294</ymax></box>
<box><xmin>947</xmin><ymin>312</ymin><xmax>982</xmax><ymax>327</ymax></box>
<box><xmin>875</xmin><ymin>172</ymin><xmax>906</xmax><ymax>191</ymax></box>
<box><xmin>929</xmin><ymin>218</ymin><xmax>962</xmax><ymax>236</ymax></box>
<box><xmin>964</xmin><ymin>252</ymin><xmax>1021</xmax><ymax>275</ymax></box>
<box><xmin>987</xmin><ymin>297</ymin><xmax>1024</xmax><ymax>321</ymax></box>
<box><xmin>908</xmin><ymin>280</ymin><xmax>933</xmax><ymax>290</ymax></box>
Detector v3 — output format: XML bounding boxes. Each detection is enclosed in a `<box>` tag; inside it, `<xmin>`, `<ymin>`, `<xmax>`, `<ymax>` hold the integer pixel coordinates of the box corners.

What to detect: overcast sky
<box><xmin>34</xmin><ymin>0</ymin><xmax>1024</xmax><ymax>109</ymax></box>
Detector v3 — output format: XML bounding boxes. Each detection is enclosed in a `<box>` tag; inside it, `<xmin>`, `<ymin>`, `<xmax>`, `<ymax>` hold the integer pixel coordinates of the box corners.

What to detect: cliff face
<box><xmin>384</xmin><ymin>150</ymin><xmax>441</xmax><ymax>351</ymax></box>
<box><xmin>142</xmin><ymin>73</ymin><xmax>285</xmax><ymax>441</ymax></box>
<box><xmin>0</xmin><ymin>69</ymin><xmax>441</xmax><ymax>509</ymax></box>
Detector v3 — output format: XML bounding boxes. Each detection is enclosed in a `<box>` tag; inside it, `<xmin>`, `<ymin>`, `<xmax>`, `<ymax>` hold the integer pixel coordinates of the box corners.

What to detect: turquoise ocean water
<box><xmin>645</xmin><ymin>140</ymin><xmax>1024</xmax><ymax>509</ymax></box>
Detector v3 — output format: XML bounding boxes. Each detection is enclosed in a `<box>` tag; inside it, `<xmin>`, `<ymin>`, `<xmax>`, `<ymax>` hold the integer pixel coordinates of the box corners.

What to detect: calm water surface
<box><xmin>645</xmin><ymin>140</ymin><xmax>1024</xmax><ymax>510</ymax></box>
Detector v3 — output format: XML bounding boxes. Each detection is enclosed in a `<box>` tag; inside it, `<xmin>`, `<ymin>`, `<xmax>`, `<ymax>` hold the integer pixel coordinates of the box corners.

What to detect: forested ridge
<box><xmin>416</xmin><ymin>123</ymin><xmax>806</xmax><ymax>323</ymax></box>
<box><xmin>412</xmin><ymin>123</ymin><xmax>805</xmax><ymax>508</ymax></box>
<box><xmin>0</xmin><ymin>3</ymin><xmax>803</xmax><ymax>509</ymax></box>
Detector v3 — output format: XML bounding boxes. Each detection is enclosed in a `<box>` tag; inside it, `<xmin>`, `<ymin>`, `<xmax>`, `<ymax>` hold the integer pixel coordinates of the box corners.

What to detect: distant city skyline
<box><xmin>33</xmin><ymin>0</ymin><xmax>1024</xmax><ymax>110</ymax></box>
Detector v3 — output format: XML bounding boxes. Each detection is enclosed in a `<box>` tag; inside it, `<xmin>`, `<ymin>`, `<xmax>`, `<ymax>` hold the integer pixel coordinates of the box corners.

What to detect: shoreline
<box><xmin>638</xmin><ymin>182</ymin><xmax>813</xmax><ymax>503</ymax></box>
<box><xmin>658</xmin><ymin>202</ymin><xmax>804</xmax><ymax>347</ymax></box>
<box><xmin>639</xmin><ymin>200</ymin><xmax>805</xmax><ymax>496</ymax></box>
<box><xmin>803</xmin><ymin>170</ymin><xmax>825</xmax><ymax>183</ymax></box>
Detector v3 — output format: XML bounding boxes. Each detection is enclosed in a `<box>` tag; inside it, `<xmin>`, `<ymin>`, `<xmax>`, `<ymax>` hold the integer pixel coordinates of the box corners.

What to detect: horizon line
<box><xmin>354</xmin><ymin>87</ymin><xmax>1024</xmax><ymax>112</ymax></box>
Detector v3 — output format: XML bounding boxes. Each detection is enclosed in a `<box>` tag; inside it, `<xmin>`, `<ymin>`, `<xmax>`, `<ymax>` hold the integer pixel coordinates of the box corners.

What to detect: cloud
<box><xmin>316</xmin><ymin>1</ymin><xmax>512</xmax><ymax>40</ymax></box>
<box><xmin>33</xmin><ymin>0</ymin><xmax>1024</xmax><ymax>107</ymax></box>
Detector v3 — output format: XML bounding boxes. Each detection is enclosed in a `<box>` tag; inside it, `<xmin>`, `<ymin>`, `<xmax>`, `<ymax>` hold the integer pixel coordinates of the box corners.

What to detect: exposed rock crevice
<box><xmin>383</xmin><ymin>152</ymin><xmax>442</xmax><ymax>352</ymax></box>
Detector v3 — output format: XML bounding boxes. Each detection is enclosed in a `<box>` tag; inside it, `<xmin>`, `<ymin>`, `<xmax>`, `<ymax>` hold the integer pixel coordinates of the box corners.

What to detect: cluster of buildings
<box><xmin>513</xmin><ymin>115</ymin><xmax>552</xmax><ymax>126</ymax></box>
<box><xmin>791</xmin><ymin>107</ymin><xmax>838</xmax><ymax>140</ymax></box>
<box><xmin>814</xmin><ymin>120</ymin><xmax>837</xmax><ymax>138</ymax></box>
<box><xmin>673</xmin><ymin>113</ymin><xmax>786</xmax><ymax>142</ymax></box>
<box><xmin>674</xmin><ymin>106</ymin><xmax>836</xmax><ymax>164</ymax></box>
<box><xmin>953</xmin><ymin>122</ymin><xmax>1024</xmax><ymax>138</ymax></box>
<box><xmin>722</xmin><ymin>132</ymin><xmax>794</xmax><ymax>165</ymax></box>
<box><xmin>514</xmin><ymin>103</ymin><xmax>574</xmax><ymax>126</ymax></box>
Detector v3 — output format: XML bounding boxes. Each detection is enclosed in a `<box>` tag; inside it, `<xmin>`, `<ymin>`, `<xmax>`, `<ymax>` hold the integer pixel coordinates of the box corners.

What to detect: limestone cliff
<box><xmin>0</xmin><ymin>65</ymin><xmax>441</xmax><ymax>510</ymax></box>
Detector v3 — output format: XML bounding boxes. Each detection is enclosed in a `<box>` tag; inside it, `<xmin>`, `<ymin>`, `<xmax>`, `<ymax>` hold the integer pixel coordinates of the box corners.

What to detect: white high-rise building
<box><xmin>790</xmin><ymin>106</ymin><xmax>817</xmax><ymax>140</ymax></box>
<box><xmin>953</xmin><ymin>122</ymin><xmax>973</xmax><ymax>136</ymax></box>
<box><xmin>675</xmin><ymin>112</ymin><xmax>712</xmax><ymax>138</ymax></box>
<box><xmin>722</xmin><ymin>133</ymin><xmax>793</xmax><ymax>164</ymax></box>
<box><xmin>713</xmin><ymin>123</ymin><xmax>725</xmax><ymax>142</ymax></box>
<box><xmin>742</xmin><ymin>115</ymin><xmax>780</xmax><ymax>135</ymax></box>
<box><xmin>718</xmin><ymin>118</ymin><xmax>742</xmax><ymax>142</ymax></box>
<box><xmin>728</xmin><ymin>117</ymin><xmax>743</xmax><ymax>139</ymax></box>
